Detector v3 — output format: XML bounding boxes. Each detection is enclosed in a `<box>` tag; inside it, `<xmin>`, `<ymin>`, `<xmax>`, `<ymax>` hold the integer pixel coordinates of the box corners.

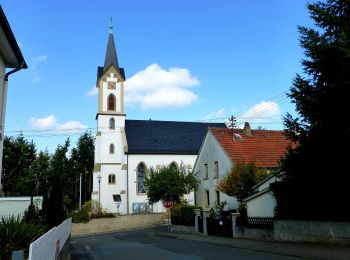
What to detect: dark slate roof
<box><xmin>125</xmin><ymin>120</ymin><xmax>226</xmax><ymax>154</ymax></box>
<box><xmin>104</xmin><ymin>32</ymin><xmax>119</xmax><ymax>72</ymax></box>
<box><xmin>0</xmin><ymin>5</ymin><xmax>27</xmax><ymax>69</ymax></box>
<box><xmin>96</xmin><ymin>30</ymin><xmax>126</xmax><ymax>83</ymax></box>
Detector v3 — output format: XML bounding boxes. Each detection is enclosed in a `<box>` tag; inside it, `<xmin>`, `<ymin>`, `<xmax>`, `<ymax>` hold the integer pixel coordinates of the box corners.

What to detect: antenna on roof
<box><xmin>228</xmin><ymin>115</ymin><xmax>237</xmax><ymax>141</ymax></box>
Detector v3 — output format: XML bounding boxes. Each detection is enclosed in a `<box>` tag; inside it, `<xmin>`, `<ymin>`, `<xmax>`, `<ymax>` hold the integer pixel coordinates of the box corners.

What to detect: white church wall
<box><xmin>194</xmin><ymin>131</ymin><xmax>238</xmax><ymax>211</ymax></box>
<box><xmin>92</xmin><ymin>163</ymin><xmax>128</xmax><ymax>214</ymax></box>
<box><xmin>95</xmin><ymin>114</ymin><xmax>126</xmax><ymax>163</ymax></box>
<box><xmin>101</xmin><ymin>74</ymin><xmax>122</xmax><ymax>113</ymax></box>
<box><xmin>127</xmin><ymin>154</ymin><xmax>197</xmax><ymax>214</ymax></box>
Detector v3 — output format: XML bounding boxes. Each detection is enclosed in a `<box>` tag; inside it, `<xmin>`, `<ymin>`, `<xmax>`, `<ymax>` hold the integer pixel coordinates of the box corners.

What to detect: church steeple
<box><xmin>103</xmin><ymin>17</ymin><xmax>119</xmax><ymax>72</ymax></box>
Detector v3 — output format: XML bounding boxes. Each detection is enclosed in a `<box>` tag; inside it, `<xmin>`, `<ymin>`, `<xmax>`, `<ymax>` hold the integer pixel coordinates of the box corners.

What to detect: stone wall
<box><xmin>170</xmin><ymin>225</ymin><xmax>196</xmax><ymax>234</ymax></box>
<box><xmin>236</xmin><ymin>227</ymin><xmax>274</xmax><ymax>241</ymax></box>
<box><xmin>274</xmin><ymin>220</ymin><xmax>350</xmax><ymax>245</ymax></box>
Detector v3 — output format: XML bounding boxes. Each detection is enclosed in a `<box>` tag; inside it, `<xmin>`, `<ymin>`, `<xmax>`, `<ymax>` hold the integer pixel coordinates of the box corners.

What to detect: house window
<box><xmin>109</xmin><ymin>143</ymin><xmax>115</xmax><ymax>154</ymax></box>
<box><xmin>109</xmin><ymin>118</ymin><xmax>115</xmax><ymax>130</ymax></box>
<box><xmin>137</xmin><ymin>162</ymin><xmax>146</xmax><ymax>193</ymax></box>
<box><xmin>213</xmin><ymin>161</ymin><xmax>219</xmax><ymax>178</ymax></box>
<box><xmin>108</xmin><ymin>174</ymin><xmax>116</xmax><ymax>184</ymax></box>
<box><xmin>107</xmin><ymin>94</ymin><xmax>116</xmax><ymax>111</ymax></box>
<box><xmin>215</xmin><ymin>190</ymin><xmax>220</xmax><ymax>206</ymax></box>
<box><xmin>169</xmin><ymin>161</ymin><xmax>178</xmax><ymax>171</ymax></box>
<box><xmin>205</xmin><ymin>190</ymin><xmax>210</xmax><ymax>207</ymax></box>
<box><xmin>203</xmin><ymin>163</ymin><xmax>208</xmax><ymax>179</ymax></box>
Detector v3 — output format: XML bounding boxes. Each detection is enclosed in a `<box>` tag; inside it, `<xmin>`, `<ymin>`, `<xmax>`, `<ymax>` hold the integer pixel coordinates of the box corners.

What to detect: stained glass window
<box><xmin>137</xmin><ymin>163</ymin><xmax>146</xmax><ymax>193</ymax></box>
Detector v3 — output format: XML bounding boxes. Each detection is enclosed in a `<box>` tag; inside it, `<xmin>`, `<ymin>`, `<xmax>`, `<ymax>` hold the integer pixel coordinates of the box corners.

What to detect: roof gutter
<box><xmin>5</xmin><ymin>61</ymin><xmax>25</xmax><ymax>81</ymax></box>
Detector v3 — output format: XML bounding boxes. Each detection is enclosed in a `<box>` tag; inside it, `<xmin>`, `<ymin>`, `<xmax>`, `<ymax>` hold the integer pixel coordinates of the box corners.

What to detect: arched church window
<box><xmin>107</xmin><ymin>94</ymin><xmax>116</xmax><ymax>111</ymax></box>
<box><xmin>108</xmin><ymin>174</ymin><xmax>116</xmax><ymax>184</ymax></box>
<box><xmin>109</xmin><ymin>118</ymin><xmax>115</xmax><ymax>130</ymax></box>
<box><xmin>109</xmin><ymin>143</ymin><xmax>115</xmax><ymax>154</ymax></box>
<box><xmin>169</xmin><ymin>161</ymin><xmax>178</xmax><ymax>171</ymax></box>
<box><xmin>137</xmin><ymin>162</ymin><xmax>146</xmax><ymax>193</ymax></box>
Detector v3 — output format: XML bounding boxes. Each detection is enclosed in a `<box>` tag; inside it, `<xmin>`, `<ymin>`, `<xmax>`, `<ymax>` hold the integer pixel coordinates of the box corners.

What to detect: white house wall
<box><xmin>194</xmin><ymin>131</ymin><xmax>238</xmax><ymax>210</ymax></box>
<box><xmin>0</xmin><ymin>56</ymin><xmax>5</xmax><ymax>187</ymax></box>
<box><xmin>246</xmin><ymin>191</ymin><xmax>276</xmax><ymax>217</ymax></box>
<box><xmin>127</xmin><ymin>154</ymin><xmax>197</xmax><ymax>214</ymax></box>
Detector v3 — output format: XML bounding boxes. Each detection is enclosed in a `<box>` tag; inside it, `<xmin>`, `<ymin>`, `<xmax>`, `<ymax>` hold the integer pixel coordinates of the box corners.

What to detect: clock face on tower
<box><xmin>107</xmin><ymin>81</ymin><xmax>116</xmax><ymax>90</ymax></box>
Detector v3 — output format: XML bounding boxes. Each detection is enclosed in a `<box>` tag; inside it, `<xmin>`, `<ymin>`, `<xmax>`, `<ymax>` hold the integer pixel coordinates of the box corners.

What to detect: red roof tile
<box><xmin>210</xmin><ymin>127</ymin><xmax>293</xmax><ymax>168</ymax></box>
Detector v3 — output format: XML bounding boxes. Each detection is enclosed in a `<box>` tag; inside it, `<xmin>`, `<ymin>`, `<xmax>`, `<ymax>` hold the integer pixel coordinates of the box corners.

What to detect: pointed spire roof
<box><xmin>103</xmin><ymin>17</ymin><xmax>119</xmax><ymax>72</ymax></box>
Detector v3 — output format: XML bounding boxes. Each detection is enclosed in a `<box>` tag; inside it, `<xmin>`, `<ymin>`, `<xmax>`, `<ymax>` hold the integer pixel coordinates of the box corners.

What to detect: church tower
<box><xmin>92</xmin><ymin>19</ymin><xmax>128</xmax><ymax>214</ymax></box>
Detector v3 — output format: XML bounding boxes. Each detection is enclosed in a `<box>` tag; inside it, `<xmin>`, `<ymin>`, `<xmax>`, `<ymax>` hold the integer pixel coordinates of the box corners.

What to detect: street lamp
<box><xmin>97</xmin><ymin>174</ymin><xmax>102</xmax><ymax>205</ymax></box>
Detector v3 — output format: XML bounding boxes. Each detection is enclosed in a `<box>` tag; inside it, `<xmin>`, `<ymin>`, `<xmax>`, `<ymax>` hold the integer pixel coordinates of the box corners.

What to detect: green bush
<box><xmin>67</xmin><ymin>208</ymin><xmax>90</xmax><ymax>223</ymax></box>
<box><xmin>23</xmin><ymin>201</ymin><xmax>43</xmax><ymax>225</ymax></box>
<box><xmin>67</xmin><ymin>200</ymin><xmax>115</xmax><ymax>223</ymax></box>
<box><xmin>0</xmin><ymin>215</ymin><xmax>46</xmax><ymax>260</ymax></box>
<box><xmin>91</xmin><ymin>211</ymin><xmax>115</xmax><ymax>219</ymax></box>
<box><xmin>170</xmin><ymin>203</ymin><xmax>196</xmax><ymax>226</ymax></box>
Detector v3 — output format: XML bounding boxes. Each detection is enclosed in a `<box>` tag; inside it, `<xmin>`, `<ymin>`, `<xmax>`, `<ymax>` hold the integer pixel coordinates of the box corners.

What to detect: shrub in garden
<box><xmin>0</xmin><ymin>215</ymin><xmax>45</xmax><ymax>260</ymax></box>
<box><xmin>67</xmin><ymin>208</ymin><xmax>90</xmax><ymax>223</ymax></box>
<box><xmin>170</xmin><ymin>203</ymin><xmax>196</xmax><ymax>226</ymax></box>
<box><xmin>23</xmin><ymin>200</ymin><xmax>43</xmax><ymax>225</ymax></box>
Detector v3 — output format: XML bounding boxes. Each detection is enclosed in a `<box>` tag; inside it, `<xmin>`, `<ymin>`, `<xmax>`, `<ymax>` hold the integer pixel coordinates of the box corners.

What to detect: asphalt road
<box><xmin>70</xmin><ymin>226</ymin><xmax>301</xmax><ymax>260</ymax></box>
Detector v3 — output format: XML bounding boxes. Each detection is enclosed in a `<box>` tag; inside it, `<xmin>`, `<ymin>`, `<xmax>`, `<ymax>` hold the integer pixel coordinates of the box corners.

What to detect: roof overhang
<box><xmin>0</xmin><ymin>6</ymin><xmax>27</xmax><ymax>69</ymax></box>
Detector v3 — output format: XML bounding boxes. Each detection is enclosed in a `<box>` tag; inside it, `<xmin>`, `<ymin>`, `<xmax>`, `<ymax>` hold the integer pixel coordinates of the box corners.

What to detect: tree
<box><xmin>2</xmin><ymin>134</ymin><xmax>37</xmax><ymax>196</ymax></box>
<box><xmin>32</xmin><ymin>150</ymin><xmax>51</xmax><ymax>196</ymax></box>
<box><xmin>70</xmin><ymin>131</ymin><xmax>95</xmax><ymax>206</ymax></box>
<box><xmin>271</xmin><ymin>0</ymin><xmax>350</xmax><ymax>221</ymax></box>
<box><xmin>45</xmin><ymin>177</ymin><xmax>65</xmax><ymax>228</ymax></box>
<box><xmin>216</xmin><ymin>162</ymin><xmax>268</xmax><ymax>206</ymax></box>
<box><xmin>144</xmin><ymin>164</ymin><xmax>198</xmax><ymax>204</ymax></box>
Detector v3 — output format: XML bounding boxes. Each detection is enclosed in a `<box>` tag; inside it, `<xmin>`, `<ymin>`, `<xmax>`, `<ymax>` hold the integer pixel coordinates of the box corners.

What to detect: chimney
<box><xmin>243</xmin><ymin>122</ymin><xmax>251</xmax><ymax>136</ymax></box>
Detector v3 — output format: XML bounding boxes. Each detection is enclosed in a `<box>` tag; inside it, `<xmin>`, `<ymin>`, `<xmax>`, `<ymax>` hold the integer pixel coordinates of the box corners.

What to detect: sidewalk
<box><xmin>71</xmin><ymin>213</ymin><xmax>166</xmax><ymax>237</ymax></box>
<box><xmin>159</xmin><ymin>231</ymin><xmax>350</xmax><ymax>260</ymax></box>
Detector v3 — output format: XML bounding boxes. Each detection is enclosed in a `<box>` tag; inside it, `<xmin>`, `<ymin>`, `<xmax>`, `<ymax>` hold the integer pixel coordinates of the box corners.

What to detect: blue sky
<box><xmin>1</xmin><ymin>0</ymin><xmax>312</xmax><ymax>153</ymax></box>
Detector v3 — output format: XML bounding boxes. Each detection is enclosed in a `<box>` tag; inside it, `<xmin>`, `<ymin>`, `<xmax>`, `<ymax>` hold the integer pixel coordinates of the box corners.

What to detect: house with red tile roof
<box><xmin>193</xmin><ymin>123</ymin><xmax>292</xmax><ymax>216</ymax></box>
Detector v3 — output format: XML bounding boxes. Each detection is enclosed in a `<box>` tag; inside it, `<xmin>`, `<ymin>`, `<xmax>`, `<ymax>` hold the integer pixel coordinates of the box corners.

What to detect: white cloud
<box><xmin>125</xmin><ymin>63</ymin><xmax>199</xmax><ymax>109</ymax></box>
<box><xmin>86</xmin><ymin>86</ymin><xmax>98</xmax><ymax>96</ymax></box>
<box><xmin>56</xmin><ymin>121</ymin><xmax>88</xmax><ymax>133</ymax></box>
<box><xmin>30</xmin><ymin>115</ymin><xmax>58</xmax><ymax>129</ymax></box>
<box><xmin>202</xmin><ymin>108</ymin><xmax>226</xmax><ymax>121</ymax></box>
<box><xmin>30</xmin><ymin>115</ymin><xmax>87</xmax><ymax>132</ymax></box>
<box><xmin>31</xmin><ymin>55</ymin><xmax>47</xmax><ymax>69</ymax></box>
<box><xmin>237</xmin><ymin>101</ymin><xmax>281</xmax><ymax>124</ymax></box>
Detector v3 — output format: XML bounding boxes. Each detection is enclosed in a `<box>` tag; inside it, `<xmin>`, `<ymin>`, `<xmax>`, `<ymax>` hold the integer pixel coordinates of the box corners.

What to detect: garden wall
<box><xmin>236</xmin><ymin>227</ymin><xmax>274</xmax><ymax>241</ymax></box>
<box><xmin>170</xmin><ymin>224</ymin><xmax>196</xmax><ymax>234</ymax></box>
<box><xmin>0</xmin><ymin>196</ymin><xmax>42</xmax><ymax>218</ymax></box>
<box><xmin>274</xmin><ymin>220</ymin><xmax>350</xmax><ymax>245</ymax></box>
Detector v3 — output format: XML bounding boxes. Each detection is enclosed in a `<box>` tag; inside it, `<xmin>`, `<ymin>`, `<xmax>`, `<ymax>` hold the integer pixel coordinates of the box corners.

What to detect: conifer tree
<box><xmin>272</xmin><ymin>0</ymin><xmax>350</xmax><ymax>221</ymax></box>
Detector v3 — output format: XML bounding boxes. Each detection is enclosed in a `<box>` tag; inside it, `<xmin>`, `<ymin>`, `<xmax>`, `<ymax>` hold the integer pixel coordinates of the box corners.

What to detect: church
<box><xmin>91</xmin><ymin>23</ymin><xmax>225</xmax><ymax>214</ymax></box>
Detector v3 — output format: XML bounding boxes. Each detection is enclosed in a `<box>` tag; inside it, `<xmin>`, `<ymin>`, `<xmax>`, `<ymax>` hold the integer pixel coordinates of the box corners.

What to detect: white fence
<box><xmin>28</xmin><ymin>218</ymin><xmax>72</xmax><ymax>260</ymax></box>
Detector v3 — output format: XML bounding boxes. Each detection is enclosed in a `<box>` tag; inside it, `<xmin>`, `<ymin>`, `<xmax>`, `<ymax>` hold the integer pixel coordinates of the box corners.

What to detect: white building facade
<box><xmin>91</xmin><ymin>24</ymin><xmax>225</xmax><ymax>214</ymax></box>
<box><xmin>194</xmin><ymin>130</ymin><xmax>238</xmax><ymax>210</ymax></box>
<box><xmin>194</xmin><ymin>126</ymin><xmax>291</xmax><ymax>213</ymax></box>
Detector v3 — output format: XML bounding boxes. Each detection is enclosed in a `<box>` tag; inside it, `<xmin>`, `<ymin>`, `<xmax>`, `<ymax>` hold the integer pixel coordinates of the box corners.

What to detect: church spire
<box><xmin>103</xmin><ymin>17</ymin><xmax>119</xmax><ymax>72</ymax></box>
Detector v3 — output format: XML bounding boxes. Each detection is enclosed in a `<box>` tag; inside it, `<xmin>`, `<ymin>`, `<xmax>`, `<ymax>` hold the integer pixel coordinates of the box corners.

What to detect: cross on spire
<box><xmin>109</xmin><ymin>17</ymin><xmax>113</xmax><ymax>34</ymax></box>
